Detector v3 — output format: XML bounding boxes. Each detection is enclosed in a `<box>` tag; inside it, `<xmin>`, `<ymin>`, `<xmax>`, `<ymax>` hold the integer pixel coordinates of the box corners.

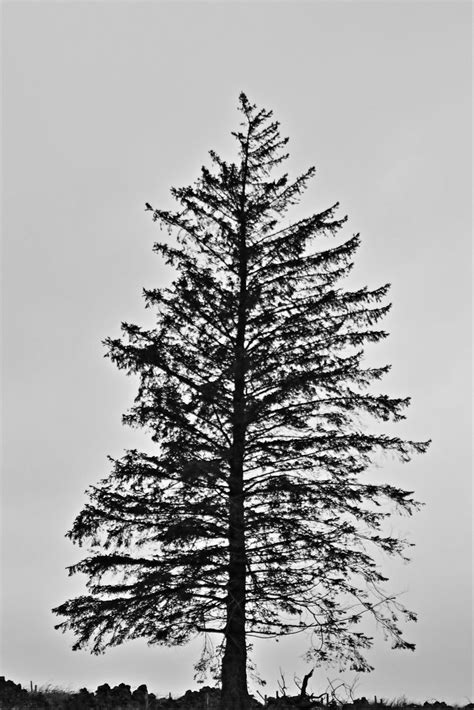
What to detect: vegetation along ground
<box><xmin>1</xmin><ymin>677</ymin><xmax>472</xmax><ymax>710</ymax></box>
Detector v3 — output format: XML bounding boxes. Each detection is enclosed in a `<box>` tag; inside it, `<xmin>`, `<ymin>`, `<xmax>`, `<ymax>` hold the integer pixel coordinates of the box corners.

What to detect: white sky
<box><xmin>1</xmin><ymin>0</ymin><xmax>472</xmax><ymax>704</ymax></box>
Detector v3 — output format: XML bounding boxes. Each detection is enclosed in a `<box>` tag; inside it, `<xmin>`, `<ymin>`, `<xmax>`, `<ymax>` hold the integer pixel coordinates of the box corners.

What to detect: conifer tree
<box><xmin>53</xmin><ymin>94</ymin><xmax>429</xmax><ymax>710</ymax></box>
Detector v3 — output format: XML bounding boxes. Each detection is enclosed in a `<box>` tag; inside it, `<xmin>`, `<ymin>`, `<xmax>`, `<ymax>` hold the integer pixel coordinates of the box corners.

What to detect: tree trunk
<box><xmin>220</xmin><ymin>471</ymin><xmax>248</xmax><ymax>709</ymax></box>
<box><xmin>220</xmin><ymin>263</ymin><xmax>250</xmax><ymax>709</ymax></box>
<box><xmin>221</xmin><ymin>351</ymin><xmax>250</xmax><ymax>710</ymax></box>
<box><xmin>221</xmin><ymin>128</ymin><xmax>251</xmax><ymax>710</ymax></box>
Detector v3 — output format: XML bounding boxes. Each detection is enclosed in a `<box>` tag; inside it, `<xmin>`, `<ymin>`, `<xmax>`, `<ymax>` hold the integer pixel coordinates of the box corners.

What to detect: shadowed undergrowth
<box><xmin>1</xmin><ymin>677</ymin><xmax>472</xmax><ymax>710</ymax></box>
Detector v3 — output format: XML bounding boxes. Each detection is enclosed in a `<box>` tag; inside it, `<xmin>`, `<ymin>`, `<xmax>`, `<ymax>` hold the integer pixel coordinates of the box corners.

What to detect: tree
<box><xmin>53</xmin><ymin>94</ymin><xmax>429</xmax><ymax>710</ymax></box>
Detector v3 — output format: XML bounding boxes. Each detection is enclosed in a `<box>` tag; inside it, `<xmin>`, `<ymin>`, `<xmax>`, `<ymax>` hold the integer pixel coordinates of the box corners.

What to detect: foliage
<box><xmin>0</xmin><ymin>677</ymin><xmax>469</xmax><ymax>710</ymax></box>
<box><xmin>53</xmin><ymin>94</ymin><xmax>429</xmax><ymax>694</ymax></box>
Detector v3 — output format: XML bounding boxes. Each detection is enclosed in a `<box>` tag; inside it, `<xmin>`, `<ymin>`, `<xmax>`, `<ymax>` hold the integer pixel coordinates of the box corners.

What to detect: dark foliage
<box><xmin>53</xmin><ymin>94</ymin><xmax>429</xmax><ymax>708</ymax></box>
<box><xmin>0</xmin><ymin>678</ymin><xmax>469</xmax><ymax>710</ymax></box>
<box><xmin>0</xmin><ymin>678</ymin><xmax>259</xmax><ymax>710</ymax></box>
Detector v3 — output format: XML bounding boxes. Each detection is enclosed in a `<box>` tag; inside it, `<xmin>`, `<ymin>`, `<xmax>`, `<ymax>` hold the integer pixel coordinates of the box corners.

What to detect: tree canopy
<box><xmin>54</xmin><ymin>93</ymin><xmax>429</xmax><ymax>710</ymax></box>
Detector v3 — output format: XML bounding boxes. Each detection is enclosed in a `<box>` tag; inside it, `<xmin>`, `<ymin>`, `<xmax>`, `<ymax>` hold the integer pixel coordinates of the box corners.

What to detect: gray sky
<box><xmin>1</xmin><ymin>0</ymin><xmax>471</xmax><ymax>703</ymax></box>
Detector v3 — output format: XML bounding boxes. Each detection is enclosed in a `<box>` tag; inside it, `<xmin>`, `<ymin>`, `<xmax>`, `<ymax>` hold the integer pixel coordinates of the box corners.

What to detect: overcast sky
<box><xmin>1</xmin><ymin>0</ymin><xmax>471</xmax><ymax>704</ymax></box>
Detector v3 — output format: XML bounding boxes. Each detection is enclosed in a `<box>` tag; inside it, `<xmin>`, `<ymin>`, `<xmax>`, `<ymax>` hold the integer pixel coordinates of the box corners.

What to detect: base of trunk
<box><xmin>220</xmin><ymin>650</ymin><xmax>249</xmax><ymax>710</ymax></box>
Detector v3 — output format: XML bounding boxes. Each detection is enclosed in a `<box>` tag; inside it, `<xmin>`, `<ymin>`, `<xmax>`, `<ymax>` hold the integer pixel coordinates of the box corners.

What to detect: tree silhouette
<box><xmin>53</xmin><ymin>94</ymin><xmax>429</xmax><ymax>710</ymax></box>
